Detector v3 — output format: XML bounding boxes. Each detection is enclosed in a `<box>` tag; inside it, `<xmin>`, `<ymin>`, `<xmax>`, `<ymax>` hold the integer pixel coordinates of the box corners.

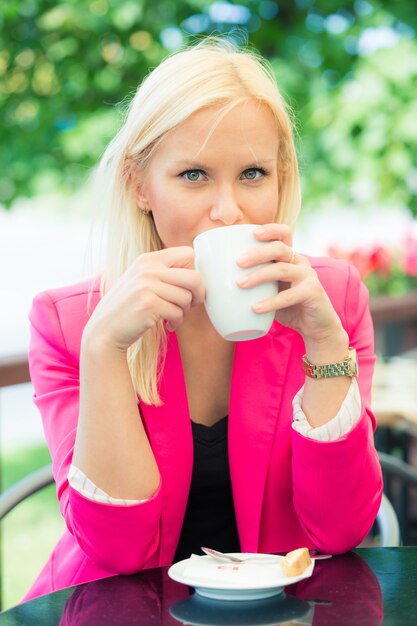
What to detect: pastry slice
<box><xmin>281</xmin><ymin>547</ymin><xmax>312</xmax><ymax>577</ymax></box>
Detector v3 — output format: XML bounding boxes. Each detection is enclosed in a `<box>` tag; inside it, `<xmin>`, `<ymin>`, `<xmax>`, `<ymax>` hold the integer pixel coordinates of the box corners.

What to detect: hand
<box><xmin>236</xmin><ymin>224</ymin><xmax>346</xmax><ymax>347</ymax></box>
<box><xmin>84</xmin><ymin>247</ymin><xmax>205</xmax><ymax>352</ymax></box>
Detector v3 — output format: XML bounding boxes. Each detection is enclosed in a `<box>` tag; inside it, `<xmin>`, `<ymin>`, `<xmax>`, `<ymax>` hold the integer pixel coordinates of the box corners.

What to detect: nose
<box><xmin>209</xmin><ymin>184</ymin><xmax>243</xmax><ymax>225</ymax></box>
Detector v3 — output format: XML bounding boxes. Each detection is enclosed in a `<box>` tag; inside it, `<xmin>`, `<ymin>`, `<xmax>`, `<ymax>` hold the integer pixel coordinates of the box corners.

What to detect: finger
<box><xmin>252</xmin><ymin>223</ymin><xmax>293</xmax><ymax>246</ymax></box>
<box><xmin>237</xmin><ymin>260</ymin><xmax>308</xmax><ymax>288</ymax></box>
<box><xmin>143</xmin><ymin>292</ymin><xmax>189</xmax><ymax>331</ymax></box>
<box><xmin>237</xmin><ymin>241</ymin><xmax>307</xmax><ymax>268</ymax></box>
<box><xmin>152</xmin><ymin>281</ymin><xmax>194</xmax><ymax>314</ymax></box>
<box><xmin>156</xmin><ymin>268</ymin><xmax>205</xmax><ymax>305</ymax></box>
<box><xmin>160</xmin><ymin>302</ymin><xmax>187</xmax><ymax>332</ymax></box>
<box><xmin>149</xmin><ymin>246</ymin><xmax>196</xmax><ymax>269</ymax></box>
<box><xmin>252</xmin><ymin>282</ymin><xmax>311</xmax><ymax>314</ymax></box>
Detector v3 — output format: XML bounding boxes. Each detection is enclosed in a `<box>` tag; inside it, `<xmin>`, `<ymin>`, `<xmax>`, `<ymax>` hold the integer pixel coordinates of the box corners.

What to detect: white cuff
<box><xmin>68</xmin><ymin>464</ymin><xmax>146</xmax><ymax>506</ymax></box>
<box><xmin>292</xmin><ymin>378</ymin><xmax>361</xmax><ymax>441</ymax></box>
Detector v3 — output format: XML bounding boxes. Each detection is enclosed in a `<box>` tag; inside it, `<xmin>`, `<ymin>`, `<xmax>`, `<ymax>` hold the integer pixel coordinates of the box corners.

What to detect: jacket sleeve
<box><xmin>291</xmin><ymin>262</ymin><xmax>383</xmax><ymax>554</ymax></box>
<box><xmin>28</xmin><ymin>290</ymin><xmax>162</xmax><ymax>574</ymax></box>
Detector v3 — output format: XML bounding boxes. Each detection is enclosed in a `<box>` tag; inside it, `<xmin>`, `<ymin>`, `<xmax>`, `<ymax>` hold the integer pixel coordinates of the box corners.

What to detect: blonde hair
<box><xmin>95</xmin><ymin>37</ymin><xmax>301</xmax><ymax>405</ymax></box>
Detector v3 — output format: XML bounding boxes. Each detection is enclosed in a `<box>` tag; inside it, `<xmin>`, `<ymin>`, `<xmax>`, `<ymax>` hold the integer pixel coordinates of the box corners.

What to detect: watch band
<box><xmin>302</xmin><ymin>347</ymin><xmax>358</xmax><ymax>379</ymax></box>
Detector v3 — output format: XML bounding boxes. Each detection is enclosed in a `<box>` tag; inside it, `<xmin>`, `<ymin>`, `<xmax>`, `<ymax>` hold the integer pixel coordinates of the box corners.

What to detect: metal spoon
<box><xmin>201</xmin><ymin>546</ymin><xmax>332</xmax><ymax>563</ymax></box>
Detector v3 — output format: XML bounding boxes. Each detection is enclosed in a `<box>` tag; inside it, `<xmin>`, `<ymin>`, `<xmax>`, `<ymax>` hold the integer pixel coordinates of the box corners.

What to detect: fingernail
<box><xmin>236</xmin><ymin>276</ymin><xmax>248</xmax><ymax>287</ymax></box>
<box><xmin>254</xmin><ymin>227</ymin><xmax>265</xmax><ymax>235</ymax></box>
<box><xmin>253</xmin><ymin>302</ymin><xmax>264</xmax><ymax>312</ymax></box>
<box><xmin>237</xmin><ymin>253</ymin><xmax>249</xmax><ymax>265</ymax></box>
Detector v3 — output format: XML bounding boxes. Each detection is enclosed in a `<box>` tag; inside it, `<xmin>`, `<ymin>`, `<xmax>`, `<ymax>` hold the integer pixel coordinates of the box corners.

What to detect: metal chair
<box><xmin>0</xmin><ymin>464</ymin><xmax>54</xmax><ymax>520</ymax></box>
<box><xmin>377</xmin><ymin>451</ymin><xmax>417</xmax><ymax>545</ymax></box>
<box><xmin>375</xmin><ymin>492</ymin><xmax>401</xmax><ymax>546</ymax></box>
<box><xmin>0</xmin><ymin>464</ymin><xmax>55</xmax><ymax>610</ymax></box>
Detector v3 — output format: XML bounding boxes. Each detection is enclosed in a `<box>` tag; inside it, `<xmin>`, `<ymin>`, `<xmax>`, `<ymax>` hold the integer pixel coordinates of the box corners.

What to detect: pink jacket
<box><xmin>25</xmin><ymin>256</ymin><xmax>382</xmax><ymax>600</ymax></box>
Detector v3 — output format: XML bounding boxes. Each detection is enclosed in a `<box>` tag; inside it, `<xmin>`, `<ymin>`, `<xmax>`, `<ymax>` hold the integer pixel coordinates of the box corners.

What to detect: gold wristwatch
<box><xmin>302</xmin><ymin>347</ymin><xmax>358</xmax><ymax>379</ymax></box>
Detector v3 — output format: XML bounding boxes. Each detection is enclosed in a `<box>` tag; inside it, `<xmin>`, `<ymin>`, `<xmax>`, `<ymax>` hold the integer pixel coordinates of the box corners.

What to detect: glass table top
<box><xmin>0</xmin><ymin>547</ymin><xmax>416</xmax><ymax>625</ymax></box>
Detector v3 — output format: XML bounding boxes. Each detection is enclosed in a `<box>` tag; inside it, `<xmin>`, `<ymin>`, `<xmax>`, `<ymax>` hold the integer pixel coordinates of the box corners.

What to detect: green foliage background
<box><xmin>1</xmin><ymin>0</ymin><xmax>417</xmax><ymax>215</ymax></box>
<box><xmin>1</xmin><ymin>0</ymin><xmax>417</xmax><ymax>610</ymax></box>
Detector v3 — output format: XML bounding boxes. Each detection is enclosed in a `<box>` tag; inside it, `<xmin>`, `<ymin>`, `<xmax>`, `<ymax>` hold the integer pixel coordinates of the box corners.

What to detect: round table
<box><xmin>0</xmin><ymin>547</ymin><xmax>416</xmax><ymax>625</ymax></box>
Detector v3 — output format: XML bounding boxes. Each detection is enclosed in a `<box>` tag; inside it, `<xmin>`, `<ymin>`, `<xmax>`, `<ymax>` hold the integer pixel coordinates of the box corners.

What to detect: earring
<box><xmin>139</xmin><ymin>205</ymin><xmax>150</xmax><ymax>216</ymax></box>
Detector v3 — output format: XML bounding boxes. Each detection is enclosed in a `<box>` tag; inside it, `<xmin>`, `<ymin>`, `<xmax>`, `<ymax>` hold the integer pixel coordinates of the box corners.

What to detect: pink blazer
<box><xmin>25</xmin><ymin>256</ymin><xmax>382</xmax><ymax>601</ymax></box>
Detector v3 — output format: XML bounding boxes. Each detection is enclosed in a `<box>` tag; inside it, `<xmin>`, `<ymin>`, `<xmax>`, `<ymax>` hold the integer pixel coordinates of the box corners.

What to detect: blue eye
<box><xmin>180</xmin><ymin>169</ymin><xmax>205</xmax><ymax>182</ymax></box>
<box><xmin>241</xmin><ymin>168</ymin><xmax>267</xmax><ymax>181</ymax></box>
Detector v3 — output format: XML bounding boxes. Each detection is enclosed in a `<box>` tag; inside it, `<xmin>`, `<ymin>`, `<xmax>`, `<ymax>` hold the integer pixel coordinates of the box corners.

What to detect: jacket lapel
<box><xmin>229</xmin><ymin>321</ymin><xmax>298</xmax><ymax>551</ymax></box>
<box><xmin>140</xmin><ymin>332</ymin><xmax>193</xmax><ymax>565</ymax></box>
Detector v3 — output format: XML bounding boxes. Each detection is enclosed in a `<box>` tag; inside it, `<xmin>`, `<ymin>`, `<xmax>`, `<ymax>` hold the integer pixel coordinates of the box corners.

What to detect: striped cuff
<box><xmin>68</xmin><ymin>465</ymin><xmax>146</xmax><ymax>506</ymax></box>
<box><xmin>292</xmin><ymin>378</ymin><xmax>361</xmax><ymax>441</ymax></box>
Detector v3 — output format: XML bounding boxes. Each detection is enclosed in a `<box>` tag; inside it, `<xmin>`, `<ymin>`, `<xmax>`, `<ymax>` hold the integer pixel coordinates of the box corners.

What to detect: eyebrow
<box><xmin>172</xmin><ymin>158</ymin><xmax>276</xmax><ymax>170</ymax></box>
<box><xmin>172</xmin><ymin>161</ymin><xmax>208</xmax><ymax>170</ymax></box>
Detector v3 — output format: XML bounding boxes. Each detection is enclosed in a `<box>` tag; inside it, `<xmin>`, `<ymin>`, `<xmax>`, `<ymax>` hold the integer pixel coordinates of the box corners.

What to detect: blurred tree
<box><xmin>0</xmin><ymin>0</ymin><xmax>416</xmax><ymax>215</ymax></box>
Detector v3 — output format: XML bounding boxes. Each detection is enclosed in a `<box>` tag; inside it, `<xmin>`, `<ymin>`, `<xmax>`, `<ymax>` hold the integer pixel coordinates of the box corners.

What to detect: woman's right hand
<box><xmin>83</xmin><ymin>246</ymin><xmax>205</xmax><ymax>352</ymax></box>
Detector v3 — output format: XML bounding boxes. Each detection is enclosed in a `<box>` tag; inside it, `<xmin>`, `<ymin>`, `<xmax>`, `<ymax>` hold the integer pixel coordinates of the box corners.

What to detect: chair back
<box><xmin>378</xmin><ymin>451</ymin><xmax>417</xmax><ymax>545</ymax></box>
<box><xmin>376</xmin><ymin>492</ymin><xmax>401</xmax><ymax>546</ymax></box>
<box><xmin>0</xmin><ymin>464</ymin><xmax>55</xmax><ymax>611</ymax></box>
<box><xmin>0</xmin><ymin>464</ymin><xmax>54</xmax><ymax>520</ymax></box>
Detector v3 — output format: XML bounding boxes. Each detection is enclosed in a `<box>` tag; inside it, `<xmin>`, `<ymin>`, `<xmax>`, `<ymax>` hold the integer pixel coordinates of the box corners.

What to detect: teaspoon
<box><xmin>201</xmin><ymin>546</ymin><xmax>332</xmax><ymax>563</ymax></box>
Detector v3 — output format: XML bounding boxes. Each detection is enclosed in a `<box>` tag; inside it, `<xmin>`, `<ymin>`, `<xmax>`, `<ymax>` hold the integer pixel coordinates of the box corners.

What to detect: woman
<box><xmin>26</xmin><ymin>38</ymin><xmax>382</xmax><ymax>600</ymax></box>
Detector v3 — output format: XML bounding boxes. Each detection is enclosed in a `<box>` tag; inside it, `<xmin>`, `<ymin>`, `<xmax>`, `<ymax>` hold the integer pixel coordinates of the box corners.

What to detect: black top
<box><xmin>173</xmin><ymin>415</ymin><xmax>241</xmax><ymax>562</ymax></box>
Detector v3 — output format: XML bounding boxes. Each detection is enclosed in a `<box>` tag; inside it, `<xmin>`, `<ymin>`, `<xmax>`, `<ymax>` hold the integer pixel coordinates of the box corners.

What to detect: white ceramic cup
<box><xmin>193</xmin><ymin>224</ymin><xmax>278</xmax><ymax>341</ymax></box>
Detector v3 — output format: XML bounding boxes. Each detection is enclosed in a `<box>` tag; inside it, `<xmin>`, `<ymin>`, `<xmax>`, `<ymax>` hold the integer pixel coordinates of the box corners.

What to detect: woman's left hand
<box><xmin>236</xmin><ymin>223</ymin><xmax>346</xmax><ymax>346</ymax></box>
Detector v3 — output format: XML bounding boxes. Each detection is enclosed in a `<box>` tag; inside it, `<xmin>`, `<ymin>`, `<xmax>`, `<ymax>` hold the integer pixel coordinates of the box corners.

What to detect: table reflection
<box><xmin>56</xmin><ymin>551</ymin><xmax>382</xmax><ymax>626</ymax></box>
<box><xmin>58</xmin><ymin>569</ymin><xmax>185</xmax><ymax>625</ymax></box>
<box><xmin>288</xmin><ymin>551</ymin><xmax>383</xmax><ymax>626</ymax></box>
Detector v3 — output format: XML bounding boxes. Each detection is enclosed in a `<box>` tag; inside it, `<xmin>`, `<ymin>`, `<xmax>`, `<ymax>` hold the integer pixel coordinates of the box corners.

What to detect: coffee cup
<box><xmin>193</xmin><ymin>224</ymin><xmax>278</xmax><ymax>341</ymax></box>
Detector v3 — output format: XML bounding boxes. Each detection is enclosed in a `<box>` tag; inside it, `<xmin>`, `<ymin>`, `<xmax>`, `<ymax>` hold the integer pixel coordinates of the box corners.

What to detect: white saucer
<box><xmin>169</xmin><ymin>593</ymin><xmax>314</xmax><ymax>625</ymax></box>
<box><xmin>168</xmin><ymin>553</ymin><xmax>314</xmax><ymax>601</ymax></box>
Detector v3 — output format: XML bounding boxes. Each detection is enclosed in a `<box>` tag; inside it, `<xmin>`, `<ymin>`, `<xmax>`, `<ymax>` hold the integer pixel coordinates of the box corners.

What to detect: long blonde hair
<box><xmin>94</xmin><ymin>37</ymin><xmax>301</xmax><ymax>406</ymax></box>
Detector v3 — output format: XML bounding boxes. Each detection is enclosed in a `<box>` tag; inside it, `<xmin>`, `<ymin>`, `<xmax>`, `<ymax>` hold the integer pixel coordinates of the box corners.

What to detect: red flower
<box><xmin>369</xmin><ymin>246</ymin><xmax>392</xmax><ymax>276</ymax></box>
<box><xmin>327</xmin><ymin>245</ymin><xmax>392</xmax><ymax>279</ymax></box>
<box><xmin>403</xmin><ymin>235</ymin><xmax>417</xmax><ymax>276</ymax></box>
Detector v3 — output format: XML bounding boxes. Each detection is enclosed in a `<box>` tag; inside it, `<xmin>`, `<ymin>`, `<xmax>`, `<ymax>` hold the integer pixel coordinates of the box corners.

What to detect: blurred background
<box><xmin>1</xmin><ymin>0</ymin><xmax>417</xmax><ymax>610</ymax></box>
